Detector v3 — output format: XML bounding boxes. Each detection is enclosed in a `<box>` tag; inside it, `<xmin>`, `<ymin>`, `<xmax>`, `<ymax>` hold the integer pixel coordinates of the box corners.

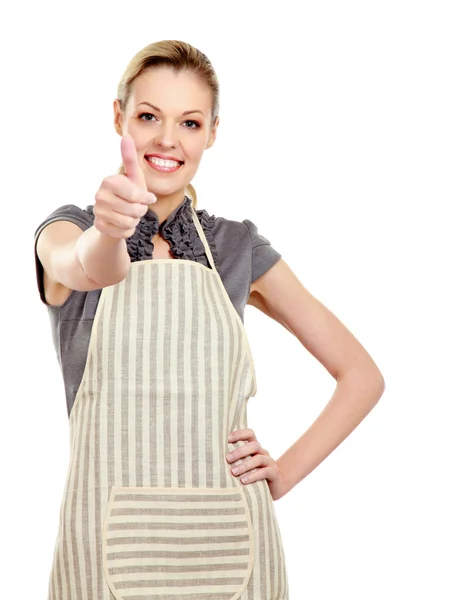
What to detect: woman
<box><xmin>34</xmin><ymin>40</ymin><xmax>384</xmax><ymax>600</ymax></box>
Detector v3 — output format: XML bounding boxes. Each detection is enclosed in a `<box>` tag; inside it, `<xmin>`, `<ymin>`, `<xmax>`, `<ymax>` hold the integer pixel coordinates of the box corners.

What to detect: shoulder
<box><xmin>196</xmin><ymin>209</ymin><xmax>251</xmax><ymax>263</ymax></box>
<box><xmin>196</xmin><ymin>208</ymin><xmax>269</xmax><ymax>245</ymax></box>
<box><xmin>34</xmin><ymin>203</ymin><xmax>95</xmax><ymax>241</ymax></box>
<box><xmin>195</xmin><ymin>208</ymin><xmax>282</xmax><ymax>284</ymax></box>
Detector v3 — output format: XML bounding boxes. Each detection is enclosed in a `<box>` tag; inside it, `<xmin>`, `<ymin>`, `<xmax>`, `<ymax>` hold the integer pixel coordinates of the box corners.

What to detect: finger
<box><xmin>93</xmin><ymin>218</ymin><xmax>136</xmax><ymax>239</ymax></box>
<box><xmin>103</xmin><ymin>175</ymin><xmax>153</xmax><ymax>206</ymax></box>
<box><xmin>227</xmin><ymin>428</ymin><xmax>257</xmax><ymax>442</ymax></box>
<box><xmin>121</xmin><ymin>134</ymin><xmax>147</xmax><ymax>190</ymax></box>
<box><xmin>93</xmin><ymin>207</ymin><xmax>139</xmax><ymax>232</ymax></box>
<box><xmin>230</xmin><ymin>454</ymin><xmax>268</xmax><ymax>476</ymax></box>
<box><xmin>226</xmin><ymin>440</ymin><xmax>263</xmax><ymax>464</ymax></box>
<box><xmin>111</xmin><ymin>201</ymin><xmax>149</xmax><ymax>220</ymax></box>
<box><xmin>102</xmin><ymin>211</ymin><xmax>140</xmax><ymax>231</ymax></box>
<box><xmin>240</xmin><ymin>466</ymin><xmax>274</xmax><ymax>485</ymax></box>
<box><xmin>95</xmin><ymin>192</ymin><xmax>148</xmax><ymax>221</ymax></box>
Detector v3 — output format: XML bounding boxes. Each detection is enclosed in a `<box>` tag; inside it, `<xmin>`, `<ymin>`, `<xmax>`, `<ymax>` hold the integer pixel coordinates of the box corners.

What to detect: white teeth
<box><xmin>147</xmin><ymin>156</ymin><xmax>181</xmax><ymax>168</ymax></box>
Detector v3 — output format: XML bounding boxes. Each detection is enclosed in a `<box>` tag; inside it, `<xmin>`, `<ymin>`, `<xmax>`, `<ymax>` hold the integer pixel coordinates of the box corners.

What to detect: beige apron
<box><xmin>48</xmin><ymin>207</ymin><xmax>289</xmax><ymax>599</ymax></box>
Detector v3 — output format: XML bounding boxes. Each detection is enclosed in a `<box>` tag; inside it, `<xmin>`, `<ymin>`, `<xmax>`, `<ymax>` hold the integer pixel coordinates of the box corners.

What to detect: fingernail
<box><xmin>148</xmin><ymin>193</ymin><xmax>157</xmax><ymax>203</ymax></box>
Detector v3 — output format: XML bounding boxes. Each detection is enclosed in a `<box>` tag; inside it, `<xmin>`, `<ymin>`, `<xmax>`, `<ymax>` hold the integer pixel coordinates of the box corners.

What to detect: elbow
<box><xmin>87</xmin><ymin>268</ymin><xmax>130</xmax><ymax>289</ymax></box>
<box><xmin>359</xmin><ymin>353</ymin><xmax>385</xmax><ymax>405</ymax></box>
<box><xmin>339</xmin><ymin>361</ymin><xmax>385</xmax><ymax>407</ymax></box>
<box><xmin>70</xmin><ymin>263</ymin><xmax>130</xmax><ymax>291</ymax></box>
<box><xmin>373</xmin><ymin>372</ymin><xmax>386</xmax><ymax>404</ymax></box>
<box><xmin>365</xmin><ymin>367</ymin><xmax>386</xmax><ymax>407</ymax></box>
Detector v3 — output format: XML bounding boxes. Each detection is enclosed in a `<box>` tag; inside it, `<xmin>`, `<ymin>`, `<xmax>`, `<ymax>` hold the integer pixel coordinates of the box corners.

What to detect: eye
<box><xmin>183</xmin><ymin>120</ymin><xmax>200</xmax><ymax>129</ymax></box>
<box><xmin>139</xmin><ymin>112</ymin><xmax>157</xmax><ymax>122</ymax></box>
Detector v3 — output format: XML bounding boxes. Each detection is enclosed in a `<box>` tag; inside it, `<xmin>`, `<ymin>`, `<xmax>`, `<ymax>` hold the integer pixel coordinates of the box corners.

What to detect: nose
<box><xmin>153</xmin><ymin>121</ymin><xmax>178</xmax><ymax>149</ymax></box>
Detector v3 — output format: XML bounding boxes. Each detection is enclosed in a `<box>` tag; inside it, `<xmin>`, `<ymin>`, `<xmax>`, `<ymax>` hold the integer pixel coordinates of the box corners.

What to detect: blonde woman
<box><xmin>34</xmin><ymin>40</ymin><xmax>384</xmax><ymax>600</ymax></box>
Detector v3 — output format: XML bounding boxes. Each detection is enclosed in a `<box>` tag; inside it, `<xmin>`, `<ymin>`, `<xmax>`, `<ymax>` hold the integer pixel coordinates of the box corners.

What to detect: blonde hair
<box><xmin>116</xmin><ymin>40</ymin><xmax>220</xmax><ymax>208</ymax></box>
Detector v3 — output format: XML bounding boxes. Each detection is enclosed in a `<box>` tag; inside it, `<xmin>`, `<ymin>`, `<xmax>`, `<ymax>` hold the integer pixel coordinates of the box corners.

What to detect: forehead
<box><xmin>128</xmin><ymin>67</ymin><xmax>213</xmax><ymax>115</ymax></box>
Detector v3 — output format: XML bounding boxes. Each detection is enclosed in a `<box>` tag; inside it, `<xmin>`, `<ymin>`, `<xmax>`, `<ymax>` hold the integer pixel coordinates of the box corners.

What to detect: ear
<box><xmin>206</xmin><ymin>116</ymin><xmax>219</xmax><ymax>149</ymax></box>
<box><xmin>113</xmin><ymin>99</ymin><xmax>123</xmax><ymax>136</ymax></box>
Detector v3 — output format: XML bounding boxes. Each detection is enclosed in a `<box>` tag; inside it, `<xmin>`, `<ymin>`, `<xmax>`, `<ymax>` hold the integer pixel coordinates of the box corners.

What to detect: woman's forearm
<box><xmin>74</xmin><ymin>225</ymin><xmax>131</xmax><ymax>287</ymax></box>
<box><xmin>275</xmin><ymin>366</ymin><xmax>385</xmax><ymax>500</ymax></box>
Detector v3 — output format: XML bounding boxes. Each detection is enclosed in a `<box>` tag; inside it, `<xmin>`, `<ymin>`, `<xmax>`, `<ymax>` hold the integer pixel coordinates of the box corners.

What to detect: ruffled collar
<box><xmin>123</xmin><ymin>196</ymin><xmax>220</xmax><ymax>270</ymax></box>
<box><xmin>126</xmin><ymin>196</ymin><xmax>191</xmax><ymax>262</ymax></box>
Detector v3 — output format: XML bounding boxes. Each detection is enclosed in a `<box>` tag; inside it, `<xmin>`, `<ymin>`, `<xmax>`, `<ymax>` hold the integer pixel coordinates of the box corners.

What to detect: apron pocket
<box><xmin>102</xmin><ymin>486</ymin><xmax>254</xmax><ymax>600</ymax></box>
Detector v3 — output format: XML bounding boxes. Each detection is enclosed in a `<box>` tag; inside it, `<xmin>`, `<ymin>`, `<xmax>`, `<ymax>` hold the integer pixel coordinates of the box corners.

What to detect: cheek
<box><xmin>183</xmin><ymin>134</ymin><xmax>208</xmax><ymax>163</ymax></box>
<box><xmin>126</xmin><ymin>120</ymin><xmax>149</xmax><ymax>143</ymax></box>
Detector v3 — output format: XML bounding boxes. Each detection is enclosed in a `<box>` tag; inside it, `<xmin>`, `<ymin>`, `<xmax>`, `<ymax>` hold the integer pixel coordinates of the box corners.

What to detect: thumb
<box><xmin>121</xmin><ymin>134</ymin><xmax>147</xmax><ymax>190</ymax></box>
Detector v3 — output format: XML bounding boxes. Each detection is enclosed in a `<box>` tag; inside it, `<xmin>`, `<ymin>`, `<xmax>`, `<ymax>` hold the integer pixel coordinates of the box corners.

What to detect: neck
<box><xmin>147</xmin><ymin>188</ymin><xmax>188</xmax><ymax>224</ymax></box>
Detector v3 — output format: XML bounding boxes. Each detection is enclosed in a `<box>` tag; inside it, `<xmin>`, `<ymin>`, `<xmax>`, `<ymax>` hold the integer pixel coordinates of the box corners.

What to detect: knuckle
<box><xmin>94</xmin><ymin>190</ymin><xmax>105</xmax><ymax>204</ymax></box>
<box><xmin>129</xmin><ymin>186</ymin><xmax>141</xmax><ymax>203</ymax></box>
<box><xmin>93</xmin><ymin>217</ymin><xmax>106</xmax><ymax>234</ymax></box>
<box><xmin>95</xmin><ymin>193</ymin><xmax>112</xmax><ymax>211</ymax></box>
<box><xmin>130</xmin><ymin>204</ymin><xmax>144</xmax><ymax>219</ymax></box>
<box><xmin>101</xmin><ymin>175</ymin><xmax>114</xmax><ymax>189</ymax></box>
<box><xmin>138</xmin><ymin>204</ymin><xmax>149</xmax><ymax>217</ymax></box>
<box><xmin>128</xmin><ymin>215</ymin><xmax>139</xmax><ymax>228</ymax></box>
<box><xmin>124</xmin><ymin>227</ymin><xmax>136</xmax><ymax>238</ymax></box>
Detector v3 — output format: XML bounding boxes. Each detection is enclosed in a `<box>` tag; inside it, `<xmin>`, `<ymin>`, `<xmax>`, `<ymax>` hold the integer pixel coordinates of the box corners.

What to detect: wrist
<box><xmin>272</xmin><ymin>461</ymin><xmax>294</xmax><ymax>501</ymax></box>
<box><xmin>75</xmin><ymin>227</ymin><xmax>130</xmax><ymax>286</ymax></box>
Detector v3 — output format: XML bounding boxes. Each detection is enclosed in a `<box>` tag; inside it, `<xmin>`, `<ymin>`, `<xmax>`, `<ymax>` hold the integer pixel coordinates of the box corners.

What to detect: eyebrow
<box><xmin>137</xmin><ymin>102</ymin><xmax>204</xmax><ymax>116</ymax></box>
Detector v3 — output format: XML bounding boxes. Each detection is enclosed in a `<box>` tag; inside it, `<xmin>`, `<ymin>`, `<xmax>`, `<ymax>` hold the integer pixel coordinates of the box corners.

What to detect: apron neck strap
<box><xmin>190</xmin><ymin>207</ymin><xmax>217</xmax><ymax>272</ymax></box>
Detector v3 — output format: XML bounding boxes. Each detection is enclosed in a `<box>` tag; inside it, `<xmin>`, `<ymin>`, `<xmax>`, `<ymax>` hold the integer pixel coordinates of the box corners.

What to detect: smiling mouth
<box><xmin>145</xmin><ymin>156</ymin><xmax>184</xmax><ymax>168</ymax></box>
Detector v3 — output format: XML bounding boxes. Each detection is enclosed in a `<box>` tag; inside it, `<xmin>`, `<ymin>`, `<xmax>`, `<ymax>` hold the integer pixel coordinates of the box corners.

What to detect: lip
<box><xmin>145</xmin><ymin>153</ymin><xmax>184</xmax><ymax>163</ymax></box>
<box><xmin>144</xmin><ymin>156</ymin><xmax>183</xmax><ymax>174</ymax></box>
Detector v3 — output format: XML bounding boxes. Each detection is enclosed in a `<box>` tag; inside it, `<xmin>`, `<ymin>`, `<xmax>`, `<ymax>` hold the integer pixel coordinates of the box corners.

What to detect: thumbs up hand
<box><xmin>93</xmin><ymin>135</ymin><xmax>156</xmax><ymax>239</ymax></box>
<box><xmin>121</xmin><ymin>134</ymin><xmax>148</xmax><ymax>190</ymax></box>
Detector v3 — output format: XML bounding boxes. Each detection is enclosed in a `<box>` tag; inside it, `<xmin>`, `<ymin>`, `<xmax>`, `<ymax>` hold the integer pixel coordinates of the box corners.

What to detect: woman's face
<box><xmin>114</xmin><ymin>67</ymin><xmax>218</xmax><ymax>198</ymax></box>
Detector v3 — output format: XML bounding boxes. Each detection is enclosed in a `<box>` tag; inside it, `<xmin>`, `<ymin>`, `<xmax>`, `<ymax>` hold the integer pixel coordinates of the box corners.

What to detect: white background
<box><xmin>1</xmin><ymin>1</ymin><xmax>459</xmax><ymax>598</ymax></box>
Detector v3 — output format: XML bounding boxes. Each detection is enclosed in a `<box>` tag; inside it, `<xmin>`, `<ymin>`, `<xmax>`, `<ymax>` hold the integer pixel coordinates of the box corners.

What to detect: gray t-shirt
<box><xmin>34</xmin><ymin>197</ymin><xmax>282</xmax><ymax>417</ymax></box>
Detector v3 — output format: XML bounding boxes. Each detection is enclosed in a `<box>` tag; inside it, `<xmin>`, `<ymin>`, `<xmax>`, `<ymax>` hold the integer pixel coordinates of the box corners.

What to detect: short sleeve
<box><xmin>33</xmin><ymin>204</ymin><xmax>95</xmax><ymax>305</ymax></box>
<box><xmin>242</xmin><ymin>219</ymin><xmax>282</xmax><ymax>283</ymax></box>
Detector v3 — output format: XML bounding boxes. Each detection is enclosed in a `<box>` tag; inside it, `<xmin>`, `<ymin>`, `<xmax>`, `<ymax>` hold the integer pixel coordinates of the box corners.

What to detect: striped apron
<box><xmin>48</xmin><ymin>207</ymin><xmax>289</xmax><ymax>599</ymax></box>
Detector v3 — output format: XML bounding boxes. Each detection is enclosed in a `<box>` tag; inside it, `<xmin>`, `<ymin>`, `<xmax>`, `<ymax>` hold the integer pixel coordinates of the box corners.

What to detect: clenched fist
<box><xmin>93</xmin><ymin>134</ymin><xmax>156</xmax><ymax>239</ymax></box>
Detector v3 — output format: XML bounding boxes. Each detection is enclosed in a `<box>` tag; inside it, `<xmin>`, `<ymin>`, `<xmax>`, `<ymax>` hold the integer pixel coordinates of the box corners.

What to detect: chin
<box><xmin>148</xmin><ymin>183</ymin><xmax>187</xmax><ymax>200</ymax></box>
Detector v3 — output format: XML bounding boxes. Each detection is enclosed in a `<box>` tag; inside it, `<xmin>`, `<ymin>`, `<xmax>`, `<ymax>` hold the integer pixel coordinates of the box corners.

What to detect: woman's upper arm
<box><xmin>248</xmin><ymin>258</ymin><xmax>383</xmax><ymax>382</ymax></box>
<box><xmin>36</xmin><ymin>220</ymin><xmax>101</xmax><ymax>296</ymax></box>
